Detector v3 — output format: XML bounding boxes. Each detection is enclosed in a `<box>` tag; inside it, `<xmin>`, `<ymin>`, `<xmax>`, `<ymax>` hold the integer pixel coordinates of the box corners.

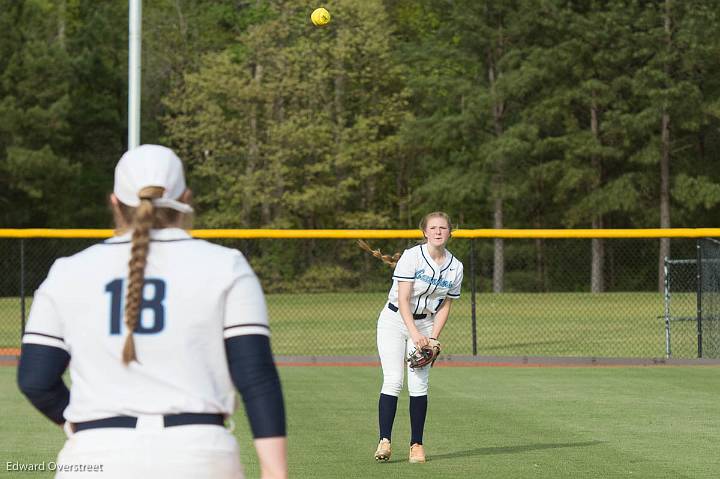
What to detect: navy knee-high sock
<box><xmin>378</xmin><ymin>393</ymin><xmax>398</xmax><ymax>441</ymax></box>
<box><xmin>409</xmin><ymin>395</ymin><xmax>428</xmax><ymax>445</ymax></box>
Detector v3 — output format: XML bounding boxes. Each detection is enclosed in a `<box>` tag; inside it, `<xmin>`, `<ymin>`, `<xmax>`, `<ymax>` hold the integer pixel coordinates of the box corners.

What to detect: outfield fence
<box><xmin>2</xmin><ymin>229</ymin><xmax>720</xmax><ymax>359</ymax></box>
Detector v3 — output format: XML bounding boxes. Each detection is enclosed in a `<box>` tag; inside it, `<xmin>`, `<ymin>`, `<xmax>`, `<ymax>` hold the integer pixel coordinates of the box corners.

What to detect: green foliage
<box><xmin>3</xmin><ymin>0</ymin><xmax>720</xmax><ymax>289</ymax></box>
<box><xmin>292</xmin><ymin>264</ymin><xmax>359</xmax><ymax>293</ymax></box>
<box><xmin>163</xmin><ymin>0</ymin><xmax>410</xmax><ymax>231</ymax></box>
<box><xmin>0</xmin><ymin>0</ymin><xmax>77</xmax><ymax>226</ymax></box>
<box><xmin>673</xmin><ymin>174</ymin><xmax>720</xmax><ymax>210</ymax></box>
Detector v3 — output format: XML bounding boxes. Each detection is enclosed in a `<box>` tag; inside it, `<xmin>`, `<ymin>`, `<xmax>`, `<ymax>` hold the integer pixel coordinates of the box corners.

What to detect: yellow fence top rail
<box><xmin>1</xmin><ymin>228</ymin><xmax>720</xmax><ymax>239</ymax></box>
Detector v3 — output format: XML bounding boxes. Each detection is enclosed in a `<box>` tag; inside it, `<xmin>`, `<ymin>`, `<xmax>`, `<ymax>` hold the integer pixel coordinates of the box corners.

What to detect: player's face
<box><xmin>424</xmin><ymin>217</ymin><xmax>451</xmax><ymax>247</ymax></box>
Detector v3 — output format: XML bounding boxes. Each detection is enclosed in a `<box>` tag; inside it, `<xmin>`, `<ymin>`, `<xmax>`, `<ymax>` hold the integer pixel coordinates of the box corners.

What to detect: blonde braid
<box><xmin>122</xmin><ymin>186</ymin><xmax>164</xmax><ymax>365</ymax></box>
<box><xmin>357</xmin><ymin>240</ymin><xmax>402</xmax><ymax>268</ymax></box>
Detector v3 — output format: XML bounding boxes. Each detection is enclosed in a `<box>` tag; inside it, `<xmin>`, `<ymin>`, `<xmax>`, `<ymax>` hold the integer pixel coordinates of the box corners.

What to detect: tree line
<box><xmin>2</xmin><ymin>0</ymin><xmax>720</xmax><ymax>293</ymax></box>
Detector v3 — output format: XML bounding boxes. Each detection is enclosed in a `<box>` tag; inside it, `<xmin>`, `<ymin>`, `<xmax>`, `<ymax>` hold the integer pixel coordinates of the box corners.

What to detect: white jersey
<box><xmin>22</xmin><ymin>228</ymin><xmax>269</xmax><ymax>422</ymax></box>
<box><xmin>387</xmin><ymin>244</ymin><xmax>463</xmax><ymax>315</ymax></box>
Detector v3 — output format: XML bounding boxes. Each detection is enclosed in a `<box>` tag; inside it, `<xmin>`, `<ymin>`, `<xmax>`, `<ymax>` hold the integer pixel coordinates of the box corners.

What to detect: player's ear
<box><xmin>179</xmin><ymin>188</ymin><xmax>194</xmax><ymax>230</ymax></box>
<box><xmin>109</xmin><ymin>193</ymin><xmax>123</xmax><ymax>216</ymax></box>
<box><xmin>109</xmin><ymin>193</ymin><xmax>129</xmax><ymax>231</ymax></box>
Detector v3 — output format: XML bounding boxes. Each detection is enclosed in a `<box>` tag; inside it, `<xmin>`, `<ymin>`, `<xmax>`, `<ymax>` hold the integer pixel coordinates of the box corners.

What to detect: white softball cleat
<box><xmin>409</xmin><ymin>443</ymin><xmax>426</xmax><ymax>463</ymax></box>
<box><xmin>374</xmin><ymin>438</ymin><xmax>392</xmax><ymax>462</ymax></box>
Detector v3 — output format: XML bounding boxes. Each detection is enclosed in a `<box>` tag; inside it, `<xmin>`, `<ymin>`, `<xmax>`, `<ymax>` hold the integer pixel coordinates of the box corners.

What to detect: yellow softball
<box><xmin>311</xmin><ymin>7</ymin><xmax>331</xmax><ymax>27</ymax></box>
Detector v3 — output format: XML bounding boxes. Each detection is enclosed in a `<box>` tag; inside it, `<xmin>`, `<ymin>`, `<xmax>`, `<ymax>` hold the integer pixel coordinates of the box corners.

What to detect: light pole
<box><xmin>128</xmin><ymin>0</ymin><xmax>142</xmax><ymax>149</ymax></box>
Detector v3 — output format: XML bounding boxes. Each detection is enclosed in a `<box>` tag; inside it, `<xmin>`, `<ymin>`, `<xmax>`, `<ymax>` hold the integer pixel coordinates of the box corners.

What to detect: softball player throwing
<box><xmin>17</xmin><ymin>145</ymin><xmax>287</xmax><ymax>478</ymax></box>
<box><xmin>362</xmin><ymin>212</ymin><xmax>463</xmax><ymax>464</ymax></box>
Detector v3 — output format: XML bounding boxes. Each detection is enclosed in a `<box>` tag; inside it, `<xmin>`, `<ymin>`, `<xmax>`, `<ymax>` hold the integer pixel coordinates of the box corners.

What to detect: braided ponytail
<box><xmin>357</xmin><ymin>240</ymin><xmax>402</xmax><ymax>268</ymax></box>
<box><xmin>358</xmin><ymin>212</ymin><xmax>453</xmax><ymax>268</ymax></box>
<box><xmin>122</xmin><ymin>186</ymin><xmax>164</xmax><ymax>365</ymax></box>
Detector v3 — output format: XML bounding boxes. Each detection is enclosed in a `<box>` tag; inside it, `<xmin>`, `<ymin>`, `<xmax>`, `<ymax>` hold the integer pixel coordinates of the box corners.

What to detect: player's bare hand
<box><xmin>411</xmin><ymin>331</ymin><xmax>429</xmax><ymax>349</ymax></box>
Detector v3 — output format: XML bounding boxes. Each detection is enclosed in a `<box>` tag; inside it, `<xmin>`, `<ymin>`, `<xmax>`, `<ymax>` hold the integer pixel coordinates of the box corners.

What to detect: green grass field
<box><xmin>1</xmin><ymin>365</ymin><xmax>718</xmax><ymax>478</ymax></box>
<box><xmin>1</xmin><ymin>291</ymin><xmax>702</xmax><ymax>358</ymax></box>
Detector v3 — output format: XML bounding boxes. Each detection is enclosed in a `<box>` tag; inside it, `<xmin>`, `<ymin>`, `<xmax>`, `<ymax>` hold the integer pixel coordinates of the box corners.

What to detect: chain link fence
<box><xmin>663</xmin><ymin>258</ymin><xmax>699</xmax><ymax>358</ymax></box>
<box><xmin>0</xmin><ymin>233</ymin><xmax>712</xmax><ymax>359</ymax></box>
<box><xmin>698</xmin><ymin>238</ymin><xmax>720</xmax><ymax>358</ymax></box>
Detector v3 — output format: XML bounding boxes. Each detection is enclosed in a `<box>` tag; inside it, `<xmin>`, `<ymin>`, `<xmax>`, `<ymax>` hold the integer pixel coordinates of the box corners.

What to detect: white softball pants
<box><xmin>377</xmin><ymin>304</ymin><xmax>434</xmax><ymax>397</ymax></box>
<box><xmin>55</xmin><ymin>417</ymin><xmax>243</xmax><ymax>478</ymax></box>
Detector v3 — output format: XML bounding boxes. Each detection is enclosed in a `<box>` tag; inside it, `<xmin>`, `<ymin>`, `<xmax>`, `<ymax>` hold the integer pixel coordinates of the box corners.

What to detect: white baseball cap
<box><xmin>113</xmin><ymin>144</ymin><xmax>193</xmax><ymax>213</ymax></box>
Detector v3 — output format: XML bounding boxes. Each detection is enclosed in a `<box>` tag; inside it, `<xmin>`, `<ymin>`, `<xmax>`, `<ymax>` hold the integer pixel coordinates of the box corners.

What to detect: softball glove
<box><xmin>407</xmin><ymin>338</ymin><xmax>441</xmax><ymax>369</ymax></box>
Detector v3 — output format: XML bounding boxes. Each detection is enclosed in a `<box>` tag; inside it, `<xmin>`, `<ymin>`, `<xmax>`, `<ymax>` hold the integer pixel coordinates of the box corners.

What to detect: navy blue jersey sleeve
<box><xmin>17</xmin><ymin>343</ymin><xmax>70</xmax><ymax>425</ymax></box>
<box><xmin>225</xmin><ymin>335</ymin><xmax>286</xmax><ymax>438</ymax></box>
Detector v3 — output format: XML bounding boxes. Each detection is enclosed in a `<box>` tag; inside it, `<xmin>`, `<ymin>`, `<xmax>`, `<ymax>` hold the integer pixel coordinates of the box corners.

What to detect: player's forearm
<box><xmin>398</xmin><ymin>301</ymin><xmax>420</xmax><ymax>333</ymax></box>
<box><xmin>398</xmin><ymin>283</ymin><xmax>421</xmax><ymax>335</ymax></box>
<box><xmin>431</xmin><ymin>300</ymin><xmax>453</xmax><ymax>339</ymax></box>
<box><xmin>254</xmin><ymin>436</ymin><xmax>288</xmax><ymax>479</ymax></box>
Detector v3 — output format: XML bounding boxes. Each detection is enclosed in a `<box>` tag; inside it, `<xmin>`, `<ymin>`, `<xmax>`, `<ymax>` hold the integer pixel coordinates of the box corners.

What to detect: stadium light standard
<box><xmin>128</xmin><ymin>0</ymin><xmax>142</xmax><ymax>149</ymax></box>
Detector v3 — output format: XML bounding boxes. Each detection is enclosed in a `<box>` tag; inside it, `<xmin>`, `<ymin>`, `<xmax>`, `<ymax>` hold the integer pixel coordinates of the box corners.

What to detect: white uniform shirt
<box><xmin>22</xmin><ymin>228</ymin><xmax>269</xmax><ymax>422</ymax></box>
<box><xmin>387</xmin><ymin>244</ymin><xmax>463</xmax><ymax>315</ymax></box>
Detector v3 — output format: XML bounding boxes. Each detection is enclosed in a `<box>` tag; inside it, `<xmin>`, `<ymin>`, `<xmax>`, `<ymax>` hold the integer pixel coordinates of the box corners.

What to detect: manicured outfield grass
<box><xmin>1</xmin><ymin>291</ymin><xmax>699</xmax><ymax>358</ymax></box>
<box><xmin>0</xmin><ymin>297</ymin><xmax>25</xmax><ymax>349</ymax></box>
<box><xmin>1</xmin><ymin>365</ymin><xmax>718</xmax><ymax>478</ymax></box>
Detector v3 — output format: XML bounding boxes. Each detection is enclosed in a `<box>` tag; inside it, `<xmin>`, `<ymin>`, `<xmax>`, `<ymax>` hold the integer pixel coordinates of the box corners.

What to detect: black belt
<box><xmin>73</xmin><ymin>413</ymin><xmax>225</xmax><ymax>432</ymax></box>
<box><xmin>387</xmin><ymin>303</ymin><xmax>427</xmax><ymax>320</ymax></box>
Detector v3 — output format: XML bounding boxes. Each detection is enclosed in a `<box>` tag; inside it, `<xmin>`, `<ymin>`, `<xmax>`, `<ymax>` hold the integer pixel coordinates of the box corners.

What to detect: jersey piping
<box><xmin>415</xmin><ymin>247</ymin><xmax>436</xmax><ymax>315</ymax></box>
<box><xmin>421</xmin><ymin>253</ymin><xmax>455</xmax><ymax>312</ymax></box>
<box><xmin>23</xmin><ymin>331</ymin><xmax>65</xmax><ymax>342</ymax></box>
<box><xmin>224</xmin><ymin>323</ymin><xmax>270</xmax><ymax>331</ymax></box>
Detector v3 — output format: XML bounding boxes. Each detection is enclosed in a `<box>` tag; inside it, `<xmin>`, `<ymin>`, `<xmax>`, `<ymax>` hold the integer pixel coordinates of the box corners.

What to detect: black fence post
<box><xmin>470</xmin><ymin>238</ymin><xmax>477</xmax><ymax>356</ymax></box>
<box><xmin>696</xmin><ymin>239</ymin><xmax>703</xmax><ymax>358</ymax></box>
<box><xmin>20</xmin><ymin>238</ymin><xmax>26</xmax><ymax>338</ymax></box>
<box><xmin>663</xmin><ymin>257</ymin><xmax>671</xmax><ymax>359</ymax></box>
